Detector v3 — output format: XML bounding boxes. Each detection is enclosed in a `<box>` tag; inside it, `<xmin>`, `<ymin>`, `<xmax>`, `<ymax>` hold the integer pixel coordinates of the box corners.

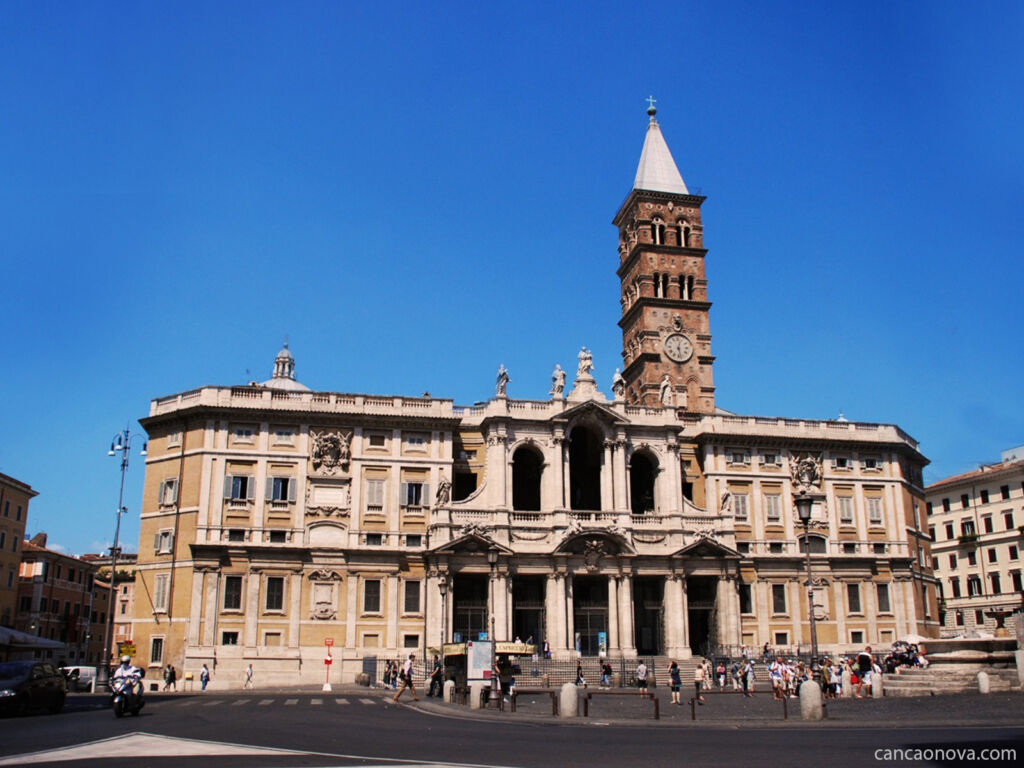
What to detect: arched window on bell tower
<box><xmin>679</xmin><ymin>273</ymin><xmax>689</xmax><ymax>300</ymax></box>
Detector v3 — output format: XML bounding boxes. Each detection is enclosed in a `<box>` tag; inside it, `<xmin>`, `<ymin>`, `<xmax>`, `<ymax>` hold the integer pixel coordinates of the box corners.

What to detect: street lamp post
<box><xmin>487</xmin><ymin>547</ymin><xmax>499</xmax><ymax>705</ymax></box>
<box><xmin>438</xmin><ymin>577</ymin><xmax>448</xmax><ymax>683</ymax></box>
<box><xmin>794</xmin><ymin>493</ymin><xmax>819</xmax><ymax>676</ymax></box>
<box><xmin>96</xmin><ymin>428</ymin><xmax>146</xmax><ymax>689</ymax></box>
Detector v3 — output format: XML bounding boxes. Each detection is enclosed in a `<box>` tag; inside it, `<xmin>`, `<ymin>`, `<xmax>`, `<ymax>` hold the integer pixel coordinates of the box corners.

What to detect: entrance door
<box><xmin>572</xmin><ymin>577</ymin><xmax>608</xmax><ymax>656</ymax></box>
<box><xmin>686</xmin><ymin>576</ymin><xmax>718</xmax><ymax>656</ymax></box>
<box><xmin>512</xmin><ymin>576</ymin><xmax>545</xmax><ymax>645</ymax></box>
<box><xmin>633</xmin><ymin>577</ymin><xmax>664</xmax><ymax>655</ymax></box>
<box><xmin>452</xmin><ymin>574</ymin><xmax>488</xmax><ymax>642</ymax></box>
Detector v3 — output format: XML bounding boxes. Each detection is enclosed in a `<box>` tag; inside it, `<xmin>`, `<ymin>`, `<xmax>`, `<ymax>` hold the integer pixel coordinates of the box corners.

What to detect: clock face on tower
<box><xmin>663</xmin><ymin>333</ymin><xmax>693</xmax><ymax>363</ymax></box>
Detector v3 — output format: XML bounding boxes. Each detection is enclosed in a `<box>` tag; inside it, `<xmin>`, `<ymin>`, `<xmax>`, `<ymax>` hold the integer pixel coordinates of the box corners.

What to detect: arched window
<box><xmin>569</xmin><ymin>426</ymin><xmax>603</xmax><ymax>510</ymax></box>
<box><xmin>662</xmin><ymin>274</ymin><xmax>669</xmax><ymax>297</ymax></box>
<box><xmin>684</xmin><ymin>226</ymin><xmax>691</xmax><ymax>247</ymax></box>
<box><xmin>679</xmin><ymin>273</ymin><xmax>689</xmax><ymax>300</ymax></box>
<box><xmin>653</xmin><ymin>272</ymin><xmax>662</xmax><ymax>297</ymax></box>
<box><xmin>630</xmin><ymin>453</ymin><xmax>657</xmax><ymax>514</ymax></box>
<box><xmin>512</xmin><ymin>446</ymin><xmax>543</xmax><ymax>511</ymax></box>
<box><xmin>687</xmin><ymin>275</ymin><xmax>695</xmax><ymax>299</ymax></box>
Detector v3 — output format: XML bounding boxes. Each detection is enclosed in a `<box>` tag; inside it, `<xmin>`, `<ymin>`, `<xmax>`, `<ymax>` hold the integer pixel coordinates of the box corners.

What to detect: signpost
<box><xmin>323</xmin><ymin>638</ymin><xmax>334</xmax><ymax>692</ymax></box>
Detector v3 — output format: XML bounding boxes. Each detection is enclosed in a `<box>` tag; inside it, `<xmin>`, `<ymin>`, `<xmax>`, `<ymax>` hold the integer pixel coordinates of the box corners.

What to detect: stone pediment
<box><xmin>555</xmin><ymin>529</ymin><xmax>636</xmax><ymax>556</ymax></box>
<box><xmin>671</xmin><ymin>537</ymin><xmax>741</xmax><ymax>560</ymax></box>
<box><xmin>553</xmin><ymin>400</ymin><xmax>630</xmax><ymax>427</ymax></box>
<box><xmin>429</xmin><ymin>533</ymin><xmax>514</xmax><ymax>556</ymax></box>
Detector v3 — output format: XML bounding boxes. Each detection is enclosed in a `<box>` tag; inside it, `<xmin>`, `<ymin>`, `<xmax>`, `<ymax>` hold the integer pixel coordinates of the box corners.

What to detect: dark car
<box><xmin>0</xmin><ymin>661</ymin><xmax>67</xmax><ymax>716</ymax></box>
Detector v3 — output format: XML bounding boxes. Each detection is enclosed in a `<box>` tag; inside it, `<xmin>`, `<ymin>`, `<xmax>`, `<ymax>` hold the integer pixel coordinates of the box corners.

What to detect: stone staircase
<box><xmin>521</xmin><ymin>656</ymin><xmax>708</xmax><ymax>687</ymax></box>
<box><xmin>882</xmin><ymin>665</ymin><xmax>1021</xmax><ymax>697</ymax></box>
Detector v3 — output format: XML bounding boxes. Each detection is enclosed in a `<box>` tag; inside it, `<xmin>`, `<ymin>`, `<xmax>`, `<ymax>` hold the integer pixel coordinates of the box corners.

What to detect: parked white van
<box><xmin>61</xmin><ymin>666</ymin><xmax>97</xmax><ymax>692</ymax></box>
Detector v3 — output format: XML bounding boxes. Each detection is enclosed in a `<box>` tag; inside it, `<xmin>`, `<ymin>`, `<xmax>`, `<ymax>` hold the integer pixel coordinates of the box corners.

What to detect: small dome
<box><xmin>262</xmin><ymin>339</ymin><xmax>311</xmax><ymax>392</ymax></box>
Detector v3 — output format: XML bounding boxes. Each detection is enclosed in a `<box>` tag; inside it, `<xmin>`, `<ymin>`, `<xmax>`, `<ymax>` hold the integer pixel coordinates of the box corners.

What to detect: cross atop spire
<box><xmin>646</xmin><ymin>95</ymin><xmax>657</xmax><ymax>118</ymax></box>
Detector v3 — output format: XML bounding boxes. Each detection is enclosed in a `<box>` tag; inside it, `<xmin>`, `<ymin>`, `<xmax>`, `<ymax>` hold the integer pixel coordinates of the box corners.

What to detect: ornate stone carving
<box><xmin>659</xmin><ymin>374</ymin><xmax>674</xmax><ymax>406</ymax></box>
<box><xmin>583</xmin><ymin>539</ymin><xmax>606</xmax><ymax>571</ymax></box>
<box><xmin>307</xmin><ymin>568</ymin><xmax>344</xmax><ymax>581</ymax></box>
<box><xmin>633</xmin><ymin>532</ymin><xmax>667</xmax><ymax>544</ymax></box>
<box><xmin>576</xmin><ymin>347</ymin><xmax>595</xmax><ymax>378</ymax></box>
<box><xmin>511</xmin><ymin>529</ymin><xmax>551</xmax><ymax>542</ymax></box>
<box><xmin>434</xmin><ymin>475</ymin><xmax>451</xmax><ymax>509</ymax></box>
<box><xmin>807</xmin><ymin>520</ymin><xmax>830</xmax><ymax>532</ymax></box>
<box><xmin>311</xmin><ymin>430</ymin><xmax>351</xmax><ymax>475</ymax></box>
<box><xmin>551</xmin><ymin>364</ymin><xmax>566</xmax><ymax>398</ymax></box>
<box><xmin>458</xmin><ymin>522</ymin><xmax>493</xmax><ymax>539</ymax></box>
<box><xmin>305</xmin><ymin>506</ymin><xmax>349</xmax><ymax>519</ymax></box>
<box><xmin>790</xmin><ymin>453</ymin><xmax>825</xmax><ymax>492</ymax></box>
<box><xmin>611</xmin><ymin>368</ymin><xmax>625</xmax><ymax>399</ymax></box>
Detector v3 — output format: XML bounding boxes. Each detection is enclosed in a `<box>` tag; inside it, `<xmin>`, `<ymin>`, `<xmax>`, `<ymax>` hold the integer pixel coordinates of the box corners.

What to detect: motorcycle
<box><xmin>110</xmin><ymin>669</ymin><xmax>145</xmax><ymax>717</ymax></box>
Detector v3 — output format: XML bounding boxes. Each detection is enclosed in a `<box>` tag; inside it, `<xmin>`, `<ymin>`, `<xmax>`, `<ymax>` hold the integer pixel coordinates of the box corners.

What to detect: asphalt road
<box><xmin>0</xmin><ymin>691</ymin><xmax>1021</xmax><ymax>768</ymax></box>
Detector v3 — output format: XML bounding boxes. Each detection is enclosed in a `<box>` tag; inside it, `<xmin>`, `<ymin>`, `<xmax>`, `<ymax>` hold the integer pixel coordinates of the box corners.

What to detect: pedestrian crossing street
<box><xmin>161</xmin><ymin>695</ymin><xmax>388</xmax><ymax>708</ymax></box>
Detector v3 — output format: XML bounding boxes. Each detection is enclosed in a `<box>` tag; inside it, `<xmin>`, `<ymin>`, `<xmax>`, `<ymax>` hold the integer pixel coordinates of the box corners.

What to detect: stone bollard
<box><xmin>443</xmin><ymin>680</ymin><xmax>455</xmax><ymax>703</ymax></box>
<box><xmin>841</xmin><ymin>668</ymin><xmax>853</xmax><ymax>698</ymax></box>
<box><xmin>559</xmin><ymin>683</ymin><xmax>579</xmax><ymax>718</ymax></box>
<box><xmin>469</xmin><ymin>681</ymin><xmax>487</xmax><ymax>709</ymax></box>
<box><xmin>1016</xmin><ymin>650</ymin><xmax>1024</xmax><ymax>688</ymax></box>
<box><xmin>977</xmin><ymin>671</ymin><xmax>990</xmax><ymax>694</ymax></box>
<box><xmin>872</xmin><ymin>673</ymin><xmax>883</xmax><ymax>699</ymax></box>
<box><xmin>612</xmin><ymin>672</ymin><xmax>621</xmax><ymax>689</ymax></box>
<box><xmin>800</xmin><ymin>678</ymin><xmax>824</xmax><ymax>720</ymax></box>
<box><xmin>355</xmin><ymin>673</ymin><xmax>370</xmax><ymax>687</ymax></box>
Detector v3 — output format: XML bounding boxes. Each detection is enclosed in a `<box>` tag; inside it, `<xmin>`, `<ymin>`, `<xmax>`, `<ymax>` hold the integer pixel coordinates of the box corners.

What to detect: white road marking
<box><xmin>231</xmin><ymin>699</ymin><xmax>248</xmax><ymax>706</ymax></box>
<box><xmin>284</xmin><ymin>698</ymin><xmax>298</xmax><ymax>705</ymax></box>
<box><xmin>202</xmin><ymin>699</ymin><xmax>223</xmax><ymax>706</ymax></box>
<box><xmin>311</xmin><ymin>698</ymin><xmax>323</xmax><ymax>705</ymax></box>
<box><xmin>336</xmin><ymin>697</ymin><xmax>350</xmax><ymax>704</ymax></box>
<box><xmin>259</xmin><ymin>698</ymin><xmax>274</xmax><ymax>705</ymax></box>
<box><xmin>359</xmin><ymin>697</ymin><xmax>376</xmax><ymax>704</ymax></box>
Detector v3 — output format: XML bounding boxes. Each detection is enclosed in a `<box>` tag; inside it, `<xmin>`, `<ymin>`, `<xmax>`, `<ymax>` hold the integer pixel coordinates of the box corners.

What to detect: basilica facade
<box><xmin>130</xmin><ymin>108</ymin><xmax>938</xmax><ymax>685</ymax></box>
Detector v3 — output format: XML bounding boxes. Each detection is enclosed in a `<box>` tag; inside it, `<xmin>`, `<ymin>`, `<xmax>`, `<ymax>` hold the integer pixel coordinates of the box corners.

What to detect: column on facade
<box><xmin>426</xmin><ymin>573</ymin><xmax>442</xmax><ymax>650</ymax></box>
<box><xmin>901</xmin><ymin>579</ymin><xmax>918</xmax><ymax>634</ymax></box>
<box><xmin>892</xmin><ymin>577</ymin><xmax>907</xmax><ymax>639</ymax></box>
<box><xmin>719</xmin><ymin>575</ymin><xmax>740</xmax><ymax>650</ymax></box>
<box><xmin>244</xmin><ymin>570</ymin><xmax>260</xmax><ymax>646</ymax></box>
<box><xmin>612</xmin><ymin>437</ymin><xmax>628</xmax><ymax>511</ymax></box>
<box><xmin>561</xmin><ymin>440</ymin><xmax>571</xmax><ymax>509</ymax></box>
<box><xmin>833</xmin><ymin>580</ymin><xmax>846</xmax><ymax>645</ymax></box>
<box><xmin>789</xmin><ymin>580</ymin><xmax>802</xmax><ymax>646</ymax></box>
<box><xmin>864</xmin><ymin>579</ymin><xmax>878</xmax><ymax>644</ymax></box>
<box><xmin>386</xmin><ymin>576</ymin><xmax>399</xmax><ymax>650</ymax></box>
<box><xmin>755</xmin><ymin>582</ymin><xmax>769</xmax><ymax>647</ymax></box>
<box><xmin>607</xmin><ymin>575</ymin><xmax>619</xmax><ymax>651</ymax></box>
<box><xmin>254</xmin><ymin>456</ymin><xmax>268</xmax><ymax>534</ymax></box>
<box><xmin>663</xmin><ymin>575</ymin><xmax>680</xmax><ymax>652</ymax></box>
<box><xmin>505</xmin><ymin>575</ymin><xmax>514</xmax><ymax>640</ymax></box>
<box><xmin>486</xmin><ymin>435</ymin><xmax>507</xmax><ymax>508</ymax></box>
<box><xmin>288</xmin><ymin>572</ymin><xmax>302</xmax><ymax>648</ymax></box>
<box><xmin>492</xmin><ymin>572</ymin><xmax>509</xmax><ymax>642</ymax></box>
<box><xmin>679</xmin><ymin>576</ymin><xmax>690</xmax><ymax>654</ymax></box>
<box><xmin>601</xmin><ymin>440</ymin><xmax>614</xmax><ymax>511</ymax></box>
<box><xmin>565</xmin><ymin>575</ymin><xmax>575</xmax><ymax>651</ymax></box>
<box><xmin>202</xmin><ymin>571</ymin><xmax>219</xmax><ymax>645</ymax></box>
<box><xmin>618</xmin><ymin>574</ymin><xmax>636</xmax><ymax>655</ymax></box>
<box><xmin>545</xmin><ymin>573</ymin><xmax>566</xmax><ymax>651</ymax></box>
<box><xmin>345</xmin><ymin>575</ymin><xmax>358</xmax><ymax>647</ymax></box>
<box><xmin>662</xmin><ymin>446</ymin><xmax>680</xmax><ymax>515</ymax></box>
<box><xmin>188</xmin><ymin>568</ymin><xmax>206</xmax><ymax>646</ymax></box>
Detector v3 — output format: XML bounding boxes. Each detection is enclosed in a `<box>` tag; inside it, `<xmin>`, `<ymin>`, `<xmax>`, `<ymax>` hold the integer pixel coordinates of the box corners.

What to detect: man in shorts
<box><xmin>636</xmin><ymin>660</ymin><xmax>648</xmax><ymax>696</ymax></box>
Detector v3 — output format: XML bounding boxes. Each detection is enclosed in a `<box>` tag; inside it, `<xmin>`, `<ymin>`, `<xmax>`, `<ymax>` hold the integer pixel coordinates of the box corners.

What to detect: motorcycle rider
<box><xmin>112</xmin><ymin>655</ymin><xmax>144</xmax><ymax>712</ymax></box>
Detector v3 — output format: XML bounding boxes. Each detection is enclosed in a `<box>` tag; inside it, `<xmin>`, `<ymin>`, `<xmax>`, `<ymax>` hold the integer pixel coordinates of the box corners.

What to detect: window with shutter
<box><xmin>837</xmin><ymin>495</ymin><xmax>854</xmax><ymax>523</ymax></box>
<box><xmin>847</xmin><ymin>583</ymin><xmax>862</xmax><ymax>613</ymax></box>
<box><xmin>223</xmin><ymin>576</ymin><xmax>243</xmax><ymax>610</ymax></box>
<box><xmin>153</xmin><ymin>574</ymin><xmax>169</xmax><ymax>612</ymax></box>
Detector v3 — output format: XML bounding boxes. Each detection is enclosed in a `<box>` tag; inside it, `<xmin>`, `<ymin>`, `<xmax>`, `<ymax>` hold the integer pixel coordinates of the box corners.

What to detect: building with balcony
<box><xmin>129</xmin><ymin>107</ymin><xmax>935</xmax><ymax>685</ymax></box>
<box><xmin>927</xmin><ymin>447</ymin><xmax>1024</xmax><ymax>637</ymax></box>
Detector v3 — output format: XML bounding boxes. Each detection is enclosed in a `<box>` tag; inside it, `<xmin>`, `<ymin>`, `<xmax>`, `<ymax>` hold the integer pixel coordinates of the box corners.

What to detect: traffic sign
<box><xmin>324</xmin><ymin>657</ymin><xmax>332</xmax><ymax>665</ymax></box>
<box><xmin>325</xmin><ymin>637</ymin><xmax>334</xmax><ymax>647</ymax></box>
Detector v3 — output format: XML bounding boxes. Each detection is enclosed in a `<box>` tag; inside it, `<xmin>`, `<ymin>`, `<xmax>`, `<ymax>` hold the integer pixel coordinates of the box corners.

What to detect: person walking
<box><xmin>716</xmin><ymin>661</ymin><xmax>726</xmax><ymax>689</ymax></box>
<box><xmin>393</xmin><ymin>653</ymin><xmax>420</xmax><ymax>702</ymax></box>
<box><xmin>731</xmin><ymin>660</ymin><xmax>741</xmax><ymax>691</ymax></box>
<box><xmin>668</xmin><ymin>661</ymin><xmax>682</xmax><ymax>705</ymax></box>
<box><xmin>200</xmin><ymin>664</ymin><xmax>210</xmax><ymax>691</ymax></box>
<box><xmin>575</xmin><ymin>663</ymin><xmax>586</xmax><ymax>687</ymax></box>
<box><xmin>694</xmin><ymin>661</ymin><xmax>707</xmax><ymax>704</ymax></box>
<box><xmin>427</xmin><ymin>655</ymin><xmax>442</xmax><ymax>697</ymax></box>
<box><xmin>740</xmin><ymin>658</ymin><xmax>751</xmax><ymax>697</ymax></box>
<box><xmin>166</xmin><ymin>664</ymin><xmax>177</xmax><ymax>692</ymax></box>
<box><xmin>163</xmin><ymin>664</ymin><xmax>172</xmax><ymax>691</ymax></box>
<box><xmin>600</xmin><ymin>661</ymin><xmax>612</xmax><ymax>689</ymax></box>
<box><xmin>244</xmin><ymin>663</ymin><xmax>254</xmax><ymax>690</ymax></box>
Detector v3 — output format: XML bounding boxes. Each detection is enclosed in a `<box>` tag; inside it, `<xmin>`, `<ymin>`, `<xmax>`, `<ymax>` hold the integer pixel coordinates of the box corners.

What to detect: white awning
<box><xmin>0</xmin><ymin>626</ymin><xmax>65</xmax><ymax>649</ymax></box>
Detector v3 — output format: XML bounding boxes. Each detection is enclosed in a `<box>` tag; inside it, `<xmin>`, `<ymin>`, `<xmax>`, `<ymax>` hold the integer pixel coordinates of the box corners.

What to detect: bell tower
<box><xmin>613</xmin><ymin>101</ymin><xmax>715</xmax><ymax>412</ymax></box>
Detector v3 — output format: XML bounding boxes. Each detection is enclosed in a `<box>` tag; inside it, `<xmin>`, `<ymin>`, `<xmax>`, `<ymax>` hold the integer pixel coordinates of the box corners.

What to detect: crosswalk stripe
<box><xmin>231</xmin><ymin>699</ymin><xmax>248</xmax><ymax>706</ymax></box>
<box><xmin>335</xmin><ymin>698</ymin><xmax>349</xmax><ymax>705</ymax></box>
<box><xmin>259</xmin><ymin>699</ymin><xmax>274</xmax><ymax>706</ymax></box>
<box><xmin>311</xmin><ymin>698</ymin><xmax>323</xmax><ymax>706</ymax></box>
<box><xmin>358</xmin><ymin>698</ymin><xmax>375</xmax><ymax>705</ymax></box>
<box><xmin>284</xmin><ymin>698</ymin><xmax>298</xmax><ymax>706</ymax></box>
<box><xmin>202</xmin><ymin>700</ymin><xmax>223</xmax><ymax>706</ymax></box>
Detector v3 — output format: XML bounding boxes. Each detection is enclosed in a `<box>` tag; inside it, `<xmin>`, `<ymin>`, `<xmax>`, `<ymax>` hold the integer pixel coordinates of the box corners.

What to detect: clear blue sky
<box><xmin>2</xmin><ymin>1</ymin><xmax>1022</xmax><ymax>555</ymax></box>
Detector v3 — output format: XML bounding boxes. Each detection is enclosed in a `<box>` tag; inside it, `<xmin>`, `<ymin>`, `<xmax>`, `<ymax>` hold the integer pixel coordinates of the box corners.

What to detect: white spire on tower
<box><xmin>633</xmin><ymin>98</ymin><xmax>689</xmax><ymax>195</ymax></box>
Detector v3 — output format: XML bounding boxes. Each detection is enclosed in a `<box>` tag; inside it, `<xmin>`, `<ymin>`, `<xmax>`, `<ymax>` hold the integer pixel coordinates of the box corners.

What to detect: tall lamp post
<box><xmin>487</xmin><ymin>547</ymin><xmax>499</xmax><ymax>705</ymax></box>
<box><xmin>96</xmin><ymin>428</ymin><xmax>146</xmax><ymax>689</ymax></box>
<box><xmin>794</xmin><ymin>493</ymin><xmax>819</xmax><ymax>675</ymax></box>
<box><xmin>438</xmin><ymin>577</ymin><xmax>449</xmax><ymax>680</ymax></box>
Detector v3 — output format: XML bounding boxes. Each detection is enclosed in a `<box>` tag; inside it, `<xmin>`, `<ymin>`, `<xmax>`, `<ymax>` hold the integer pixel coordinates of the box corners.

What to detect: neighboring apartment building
<box><xmin>0</xmin><ymin>473</ymin><xmax>35</xmax><ymax>628</ymax></box>
<box><xmin>130</xmin><ymin>107</ymin><xmax>936</xmax><ymax>686</ymax></box>
<box><xmin>15</xmin><ymin>534</ymin><xmax>99</xmax><ymax>664</ymax></box>
<box><xmin>82</xmin><ymin>552</ymin><xmax>138</xmax><ymax>660</ymax></box>
<box><xmin>928</xmin><ymin>446</ymin><xmax>1024</xmax><ymax>637</ymax></box>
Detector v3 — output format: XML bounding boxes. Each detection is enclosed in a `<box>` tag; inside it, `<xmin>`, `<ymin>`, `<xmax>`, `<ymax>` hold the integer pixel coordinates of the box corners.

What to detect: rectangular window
<box><xmin>866</xmin><ymin>496</ymin><xmax>883</xmax><ymax>525</ymax></box>
<box><xmin>364</xmin><ymin>579</ymin><xmax>381</xmax><ymax>613</ymax></box>
<box><xmin>365</xmin><ymin>479</ymin><xmax>385</xmax><ymax>513</ymax></box>
<box><xmin>950</xmin><ymin>578</ymin><xmax>961</xmax><ymax>598</ymax></box>
<box><xmin>761</xmin><ymin>452</ymin><xmax>779</xmax><ymax>466</ymax></box>
<box><xmin>850</xmin><ymin>630</ymin><xmax>865</xmax><ymax>645</ymax></box>
<box><xmin>773</xmin><ymin>631</ymin><xmax>789</xmax><ymax>646</ymax></box>
<box><xmin>967</xmin><ymin>576</ymin><xmax>982</xmax><ymax>596</ymax></box>
<box><xmin>739</xmin><ymin>583</ymin><xmax>752</xmax><ymax>614</ymax></box>
<box><xmin>263</xmin><ymin>631</ymin><xmax>283</xmax><ymax>646</ymax></box>
<box><xmin>987</xmin><ymin>548</ymin><xmax>998</xmax><ymax>564</ymax></box>
<box><xmin>368</xmin><ymin>433</ymin><xmax>387</xmax><ymax>447</ymax></box>
<box><xmin>955</xmin><ymin>611</ymin><xmax>964</xmax><ymax>626</ymax></box>
<box><xmin>961</xmin><ymin>519</ymin><xmax>975</xmax><ymax>536</ymax></box>
<box><xmin>0</xmin><ymin>532</ymin><xmax>4</xmax><ymax>550</ymax></box>
<box><xmin>847</xmin><ymin>583</ymin><xmax>862</xmax><ymax>613</ymax></box>
<box><xmin>265</xmin><ymin>576</ymin><xmax>284</xmax><ymax>611</ymax></box>
<box><xmin>980</xmin><ymin>489</ymin><xmax>989</xmax><ymax>504</ymax></box>
<box><xmin>223</xmin><ymin>575</ymin><xmax>243</xmax><ymax>610</ymax></box>
<box><xmin>944</xmin><ymin>523</ymin><xmax>954</xmax><ymax>540</ymax></box>
<box><xmin>929</xmin><ymin>526</ymin><xmax>936</xmax><ymax>541</ymax></box>
<box><xmin>228</xmin><ymin>529</ymin><xmax>246</xmax><ymax>542</ymax></box>
<box><xmin>225</xmin><ymin>475</ymin><xmax>254</xmax><ymax>501</ymax></box>
<box><xmin>975</xmin><ymin>609</ymin><xmax>985</xmax><ymax>625</ymax></box>
<box><xmin>153</xmin><ymin>529</ymin><xmax>174</xmax><ymax>554</ymax></box>
<box><xmin>728</xmin><ymin>449</ymin><xmax>748</xmax><ymax>465</ymax></box>
<box><xmin>942</xmin><ymin>498</ymin><xmax>951</xmax><ymax>512</ymax></box>
<box><xmin>404</xmin><ymin>634</ymin><xmax>420</xmax><ymax>649</ymax></box>
<box><xmin>961</xmin><ymin>493</ymin><xmax>970</xmax><ymax>509</ymax></box>
<box><xmin>1</xmin><ymin>501</ymin><xmax>6</xmax><ymax>516</ymax></box>
<box><xmin>14</xmin><ymin>505</ymin><xmax>20</xmax><ymax>522</ymax></box>
<box><xmin>405</xmin><ymin>433</ymin><xmax>428</xmax><ymax>448</ymax></box>
<box><xmin>862</xmin><ymin>457</ymin><xmax>879</xmax><ymax>471</ymax></box>
<box><xmin>150</xmin><ymin>637</ymin><xmax>164</xmax><ymax>665</ymax></box>
<box><xmin>876</xmin><ymin>583</ymin><xmax>891</xmax><ymax>613</ymax></box>
<box><xmin>268</xmin><ymin>477</ymin><xmax>295</xmax><ymax>503</ymax></box>
<box><xmin>771</xmin><ymin>584</ymin><xmax>787</xmax><ymax>614</ymax></box>
<box><xmin>233</xmin><ymin>426</ymin><xmax>255</xmax><ymax>442</ymax></box>
<box><xmin>990</xmin><ymin>574</ymin><xmax>1001</xmax><ymax>595</ymax></box>
<box><xmin>405</xmin><ymin>534</ymin><xmax>422</xmax><ymax>548</ymax></box>
<box><xmin>1011</xmin><ymin>571</ymin><xmax>1023</xmax><ymax>592</ymax></box>
<box><xmin>153</xmin><ymin>574</ymin><xmax>169</xmax><ymax>612</ymax></box>
<box><xmin>833</xmin><ymin>456</ymin><xmax>849</xmax><ymax>470</ymax></box>
<box><xmin>967</xmin><ymin>549</ymin><xmax>977</xmax><ymax>566</ymax></box>
<box><xmin>837</xmin><ymin>496</ymin><xmax>854</xmax><ymax>524</ymax></box>
<box><xmin>167</xmin><ymin>429</ymin><xmax>182</xmax><ymax>447</ymax></box>
<box><xmin>402</xmin><ymin>481</ymin><xmax>428</xmax><ymax>508</ymax></box>
<box><xmin>271</xmin><ymin>428</ymin><xmax>295</xmax><ymax>445</ymax></box>
<box><xmin>221</xmin><ymin>631</ymin><xmax>239</xmax><ymax>645</ymax></box>
<box><xmin>733</xmin><ymin>493</ymin><xmax>749</xmax><ymax>520</ymax></box>
<box><xmin>764</xmin><ymin>493</ymin><xmax>782</xmax><ymax>521</ymax></box>
<box><xmin>983</xmin><ymin>516</ymin><xmax>993</xmax><ymax>534</ymax></box>
<box><xmin>1009</xmin><ymin>545</ymin><xmax>1019</xmax><ymax>561</ymax></box>
<box><xmin>365</xmin><ymin>533</ymin><xmax>383</xmax><ymax>546</ymax></box>
<box><xmin>269</xmin><ymin>530</ymin><xmax>287</xmax><ymax>544</ymax></box>
<box><xmin>403</xmin><ymin>580</ymin><xmax>421</xmax><ymax>613</ymax></box>
<box><xmin>1000</xmin><ymin>485</ymin><xmax>1010</xmax><ymax>500</ymax></box>
<box><xmin>1005</xmin><ymin>511</ymin><xmax>1016</xmax><ymax>530</ymax></box>
<box><xmin>949</xmin><ymin>554</ymin><xmax>957</xmax><ymax>569</ymax></box>
<box><xmin>158</xmin><ymin>478</ymin><xmax>178</xmax><ymax>506</ymax></box>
